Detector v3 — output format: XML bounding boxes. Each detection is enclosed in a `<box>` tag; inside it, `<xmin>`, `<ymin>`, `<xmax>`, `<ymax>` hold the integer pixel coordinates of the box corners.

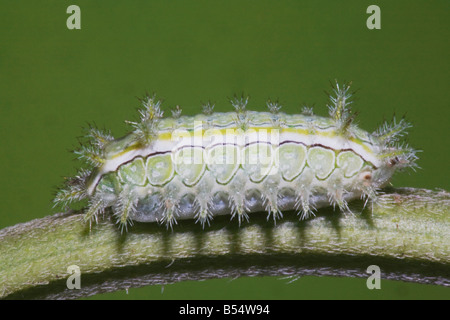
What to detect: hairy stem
<box><xmin>0</xmin><ymin>188</ymin><xmax>449</xmax><ymax>299</ymax></box>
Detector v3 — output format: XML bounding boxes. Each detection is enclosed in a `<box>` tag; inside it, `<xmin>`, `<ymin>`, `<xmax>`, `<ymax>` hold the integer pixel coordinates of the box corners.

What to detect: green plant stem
<box><xmin>0</xmin><ymin>187</ymin><xmax>449</xmax><ymax>299</ymax></box>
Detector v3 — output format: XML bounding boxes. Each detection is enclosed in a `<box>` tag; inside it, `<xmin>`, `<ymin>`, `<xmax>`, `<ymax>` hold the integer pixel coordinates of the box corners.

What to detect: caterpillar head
<box><xmin>371</xmin><ymin>118</ymin><xmax>419</xmax><ymax>189</ymax></box>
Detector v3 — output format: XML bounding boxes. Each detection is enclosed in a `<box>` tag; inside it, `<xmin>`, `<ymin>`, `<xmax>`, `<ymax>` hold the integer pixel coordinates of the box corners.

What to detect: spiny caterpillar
<box><xmin>54</xmin><ymin>82</ymin><xmax>418</xmax><ymax>232</ymax></box>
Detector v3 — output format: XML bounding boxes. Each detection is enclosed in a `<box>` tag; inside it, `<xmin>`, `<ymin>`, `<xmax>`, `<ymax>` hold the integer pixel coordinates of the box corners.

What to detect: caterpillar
<box><xmin>54</xmin><ymin>82</ymin><xmax>418</xmax><ymax>232</ymax></box>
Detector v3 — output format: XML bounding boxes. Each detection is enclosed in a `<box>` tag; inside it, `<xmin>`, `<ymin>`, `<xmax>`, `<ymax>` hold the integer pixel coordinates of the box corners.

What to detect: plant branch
<box><xmin>0</xmin><ymin>187</ymin><xmax>449</xmax><ymax>299</ymax></box>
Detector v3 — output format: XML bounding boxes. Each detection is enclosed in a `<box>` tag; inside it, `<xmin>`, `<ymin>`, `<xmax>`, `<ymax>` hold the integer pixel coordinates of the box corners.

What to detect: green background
<box><xmin>0</xmin><ymin>1</ymin><xmax>448</xmax><ymax>299</ymax></box>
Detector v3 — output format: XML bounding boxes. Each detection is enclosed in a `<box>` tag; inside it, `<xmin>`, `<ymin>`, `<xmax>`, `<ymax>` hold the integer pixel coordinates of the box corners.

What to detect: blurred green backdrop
<box><xmin>0</xmin><ymin>1</ymin><xmax>448</xmax><ymax>299</ymax></box>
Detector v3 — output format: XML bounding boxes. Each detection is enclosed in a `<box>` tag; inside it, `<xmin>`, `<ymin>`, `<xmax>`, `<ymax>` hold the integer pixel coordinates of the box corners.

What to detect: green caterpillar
<box><xmin>54</xmin><ymin>82</ymin><xmax>418</xmax><ymax>231</ymax></box>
